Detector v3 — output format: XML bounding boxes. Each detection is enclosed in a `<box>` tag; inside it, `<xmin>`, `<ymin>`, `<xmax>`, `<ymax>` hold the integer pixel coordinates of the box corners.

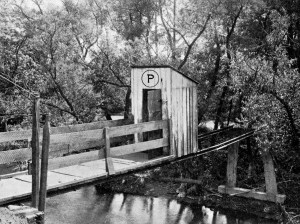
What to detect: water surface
<box><xmin>44</xmin><ymin>186</ymin><xmax>276</xmax><ymax>224</ymax></box>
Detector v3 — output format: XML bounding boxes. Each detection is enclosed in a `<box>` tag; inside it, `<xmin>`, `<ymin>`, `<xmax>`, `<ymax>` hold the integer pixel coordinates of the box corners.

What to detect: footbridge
<box><xmin>0</xmin><ymin>66</ymin><xmax>285</xmax><ymax>210</ymax></box>
<box><xmin>0</xmin><ymin>118</ymin><xmax>256</xmax><ymax>206</ymax></box>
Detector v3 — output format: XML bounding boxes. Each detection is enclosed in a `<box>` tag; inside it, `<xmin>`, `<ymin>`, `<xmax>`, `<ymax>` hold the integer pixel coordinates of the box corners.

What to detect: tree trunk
<box><xmin>198</xmin><ymin>35</ymin><xmax>221</xmax><ymax>122</ymax></box>
<box><xmin>124</xmin><ymin>87</ymin><xmax>131</xmax><ymax>119</ymax></box>
<box><xmin>214</xmin><ymin>85</ymin><xmax>228</xmax><ymax>130</ymax></box>
<box><xmin>227</xmin><ymin>99</ymin><xmax>233</xmax><ymax>126</ymax></box>
<box><xmin>269</xmin><ymin>91</ymin><xmax>300</xmax><ymax>154</ymax></box>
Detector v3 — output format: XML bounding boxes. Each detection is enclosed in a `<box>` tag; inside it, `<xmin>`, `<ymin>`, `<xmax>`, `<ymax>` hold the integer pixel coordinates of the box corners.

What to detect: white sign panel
<box><xmin>141</xmin><ymin>70</ymin><xmax>159</xmax><ymax>88</ymax></box>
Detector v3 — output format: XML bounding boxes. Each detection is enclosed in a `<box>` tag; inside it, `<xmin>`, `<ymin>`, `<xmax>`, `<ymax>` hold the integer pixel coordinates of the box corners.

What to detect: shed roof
<box><xmin>131</xmin><ymin>65</ymin><xmax>199</xmax><ymax>84</ymax></box>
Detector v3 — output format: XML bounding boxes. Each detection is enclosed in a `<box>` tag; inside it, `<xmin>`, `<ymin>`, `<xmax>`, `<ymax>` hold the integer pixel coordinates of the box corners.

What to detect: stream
<box><xmin>42</xmin><ymin>186</ymin><xmax>276</xmax><ymax>224</ymax></box>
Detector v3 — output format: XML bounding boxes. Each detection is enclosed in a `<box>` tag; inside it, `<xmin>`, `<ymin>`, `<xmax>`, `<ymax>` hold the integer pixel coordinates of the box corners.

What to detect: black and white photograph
<box><xmin>0</xmin><ymin>0</ymin><xmax>299</xmax><ymax>223</ymax></box>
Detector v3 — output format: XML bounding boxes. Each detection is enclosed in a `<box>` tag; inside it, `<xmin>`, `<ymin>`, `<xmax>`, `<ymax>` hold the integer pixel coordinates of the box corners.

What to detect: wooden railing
<box><xmin>0</xmin><ymin>119</ymin><xmax>133</xmax><ymax>177</ymax></box>
<box><xmin>0</xmin><ymin>118</ymin><xmax>171</xmax><ymax>177</ymax></box>
<box><xmin>103</xmin><ymin>120</ymin><xmax>170</xmax><ymax>174</ymax></box>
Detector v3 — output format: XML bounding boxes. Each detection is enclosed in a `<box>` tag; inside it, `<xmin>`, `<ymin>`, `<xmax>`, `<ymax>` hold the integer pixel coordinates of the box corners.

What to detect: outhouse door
<box><xmin>143</xmin><ymin>89</ymin><xmax>162</xmax><ymax>122</ymax></box>
<box><xmin>142</xmin><ymin>89</ymin><xmax>163</xmax><ymax>158</ymax></box>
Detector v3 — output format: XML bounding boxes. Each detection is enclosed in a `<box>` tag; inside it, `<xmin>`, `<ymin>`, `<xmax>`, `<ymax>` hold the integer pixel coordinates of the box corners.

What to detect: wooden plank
<box><xmin>48</xmin><ymin>151</ymin><xmax>101</xmax><ymax>170</ymax></box>
<box><xmin>189</xmin><ymin>87</ymin><xmax>192</xmax><ymax>153</ymax></box>
<box><xmin>0</xmin><ymin>119</ymin><xmax>132</xmax><ymax>143</ymax></box>
<box><xmin>50</xmin><ymin>129</ymin><xmax>104</xmax><ymax>144</ymax></box>
<box><xmin>11</xmin><ymin>171</ymin><xmax>82</xmax><ymax>187</ymax></box>
<box><xmin>0</xmin><ymin>179</ymin><xmax>32</xmax><ymax>204</ymax></box>
<box><xmin>0</xmin><ymin>171</ymin><xmax>28</xmax><ymax>179</ymax></box>
<box><xmin>111</xmin><ymin>138</ymin><xmax>169</xmax><ymax>156</ymax></box>
<box><xmin>45</xmin><ymin>172</ymin><xmax>108</xmax><ymax>194</ymax></box>
<box><xmin>226</xmin><ymin>142</ymin><xmax>239</xmax><ymax>188</ymax></box>
<box><xmin>0</xmin><ymin>135</ymin><xmax>132</xmax><ymax>165</ymax></box>
<box><xmin>108</xmin><ymin>120</ymin><xmax>168</xmax><ymax>138</ymax></box>
<box><xmin>192</xmin><ymin>85</ymin><xmax>198</xmax><ymax>152</ymax></box>
<box><xmin>104</xmin><ymin>128</ymin><xmax>115</xmax><ymax>175</ymax></box>
<box><xmin>130</xmin><ymin>67</ymin><xmax>135</xmax><ymax>122</ymax></box>
<box><xmin>174</xmin><ymin>76</ymin><xmax>180</xmax><ymax>157</ymax></box>
<box><xmin>137</xmin><ymin>69</ymin><xmax>143</xmax><ymax>124</ymax></box>
<box><xmin>171</xmin><ymin>73</ymin><xmax>175</xmax><ymax>155</ymax></box>
<box><xmin>49</xmin><ymin>140</ymin><xmax>104</xmax><ymax>157</ymax></box>
<box><xmin>189</xmin><ymin>87</ymin><xmax>193</xmax><ymax>153</ymax></box>
<box><xmin>51</xmin><ymin>165</ymin><xmax>106</xmax><ymax>178</ymax></box>
<box><xmin>0</xmin><ymin>130</ymin><xmax>32</xmax><ymax>143</ymax></box>
<box><xmin>186</xmin><ymin>87</ymin><xmax>190</xmax><ymax>154</ymax></box>
<box><xmin>218</xmin><ymin>185</ymin><xmax>286</xmax><ymax>203</ymax></box>
<box><xmin>167</xmin><ymin>68</ymin><xmax>173</xmax><ymax>155</ymax></box>
<box><xmin>51</xmin><ymin>119</ymin><xmax>132</xmax><ymax>134</ymax></box>
<box><xmin>112</xmin><ymin>158</ymin><xmax>139</xmax><ymax>165</ymax></box>
<box><xmin>80</xmin><ymin>159</ymin><xmax>107</xmax><ymax>168</ymax></box>
<box><xmin>169</xmin><ymin>119</ymin><xmax>175</xmax><ymax>156</ymax></box>
<box><xmin>112</xmin><ymin>160</ymin><xmax>139</xmax><ymax>170</ymax></box>
<box><xmin>0</xmin><ymin>154</ymin><xmax>173</xmax><ymax>205</ymax></box>
<box><xmin>31</xmin><ymin>95</ymin><xmax>40</xmax><ymax>208</ymax></box>
<box><xmin>162</xmin><ymin>68</ymin><xmax>169</xmax><ymax>155</ymax></box>
<box><xmin>39</xmin><ymin>114</ymin><xmax>50</xmax><ymax>212</ymax></box>
<box><xmin>132</xmin><ymin>68</ymin><xmax>139</xmax><ymax>143</ymax></box>
<box><xmin>179</xmin><ymin>76</ymin><xmax>183</xmax><ymax>156</ymax></box>
<box><xmin>0</xmin><ymin>148</ymin><xmax>32</xmax><ymax>164</ymax></box>
<box><xmin>46</xmin><ymin>171</ymin><xmax>82</xmax><ymax>186</ymax></box>
<box><xmin>183</xmin><ymin>87</ymin><xmax>187</xmax><ymax>155</ymax></box>
<box><xmin>190</xmin><ymin>87</ymin><xmax>195</xmax><ymax>152</ymax></box>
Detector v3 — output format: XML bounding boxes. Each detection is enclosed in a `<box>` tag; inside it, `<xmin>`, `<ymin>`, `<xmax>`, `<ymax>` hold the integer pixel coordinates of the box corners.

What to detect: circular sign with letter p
<box><xmin>141</xmin><ymin>70</ymin><xmax>159</xmax><ymax>88</ymax></box>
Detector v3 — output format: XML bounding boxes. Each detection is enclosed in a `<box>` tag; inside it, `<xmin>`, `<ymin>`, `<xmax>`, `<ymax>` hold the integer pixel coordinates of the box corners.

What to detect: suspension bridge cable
<box><xmin>0</xmin><ymin>74</ymin><xmax>35</xmax><ymax>97</ymax></box>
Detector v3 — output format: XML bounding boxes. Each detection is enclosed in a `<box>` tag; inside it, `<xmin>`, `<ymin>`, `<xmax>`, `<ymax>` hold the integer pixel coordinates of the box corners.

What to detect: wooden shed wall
<box><xmin>169</xmin><ymin>69</ymin><xmax>198</xmax><ymax>156</ymax></box>
<box><xmin>131</xmin><ymin>67</ymin><xmax>198</xmax><ymax>157</ymax></box>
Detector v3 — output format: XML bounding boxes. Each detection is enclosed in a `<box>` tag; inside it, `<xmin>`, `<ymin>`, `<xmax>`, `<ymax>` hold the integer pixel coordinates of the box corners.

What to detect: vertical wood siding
<box><xmin>131</xmin><ymin>67</ymin><xmax>198</xmax><ymax>157</ymax></box>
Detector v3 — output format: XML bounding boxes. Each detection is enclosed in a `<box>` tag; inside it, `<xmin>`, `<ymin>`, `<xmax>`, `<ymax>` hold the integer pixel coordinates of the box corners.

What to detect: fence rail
<box><xmin>0</xmin><ymin>119</ymin><xmax>170</xmax><ymax>177</ymax></box>
<box><xmin>0</xmin><ymin>119</ymin><xmax>133</xmax><ymax>143</ymax></box>
<box><xmin>0</xmin><ymin>119</ymin><xmax>133</xmax><ymax>174</ymax></box>
<box><xmin>103</xmin><ymin>120</ymin><xmax>170</xmax><ymax>174</ymax></box>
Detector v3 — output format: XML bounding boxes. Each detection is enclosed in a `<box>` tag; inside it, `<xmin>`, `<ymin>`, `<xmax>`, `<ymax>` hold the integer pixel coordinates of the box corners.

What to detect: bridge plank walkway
<box><xmin>0</xmin><ymin>158</ymin><xmax>141</xmax><ymax>205</ymax></box>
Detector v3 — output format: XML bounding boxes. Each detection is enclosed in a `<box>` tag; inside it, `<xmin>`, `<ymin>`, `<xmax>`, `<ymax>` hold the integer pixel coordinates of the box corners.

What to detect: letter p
<box><xmin>147</xmin><ymin>74</ymin><xmax>154</xmax><ymax>83</ymax></box>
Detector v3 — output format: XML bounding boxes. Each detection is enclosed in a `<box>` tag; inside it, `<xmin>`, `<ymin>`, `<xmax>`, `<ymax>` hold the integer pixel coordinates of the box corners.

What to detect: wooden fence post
<box><xmin>104</xmin><ymin>127</ymin><xmax>115</xmax><ymax>175</ymax></box>
<box><xmin>31</xmin><ymin>93</ymin><xmax>40</xmax><ymax>208</ymax></box>
<box><xmin>39</xmin><ymin>114</ymin><xmax>50</xmax><ymax>214</ymax></box>
<box><xmin>226</xmin><ymin>141</ymin><xmax>240</xmax><ymax>188</ymax></box>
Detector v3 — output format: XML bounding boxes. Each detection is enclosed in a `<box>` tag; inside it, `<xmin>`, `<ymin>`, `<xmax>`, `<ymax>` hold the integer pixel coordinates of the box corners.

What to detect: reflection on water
<box><xmin>44</xmin><ymin>186</ymin><xmax>275</xmax><ymax>224</ymax></box>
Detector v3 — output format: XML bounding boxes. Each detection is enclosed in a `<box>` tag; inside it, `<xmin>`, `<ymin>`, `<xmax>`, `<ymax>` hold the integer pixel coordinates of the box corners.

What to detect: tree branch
<box><xmin>159</xmin><ymin>0</ymin><xmax>174</xmax><ymax>58</ymax></box>
<box><xmin>94</xmin><ymin>77</ymin><xmax>130</xmax><ymax>88</ymax></box>
<box><xmin>102</xmin><ymin>51</ymin><xmax>128</xmax><ymax>86</ymax></box>
<box><xmin>41</xmin><ymin>101</ymin><xmax>77</xmax><ymax>117</ymax></box>
<box><xmin>226</xmin><ymin>5</ymin><xmax>243</xmax><ymax>49</ymax></box>
<box><xmin>178</xmin><ymin>13</ymin><xmax>211</xmax><ymax>70</ymax></box>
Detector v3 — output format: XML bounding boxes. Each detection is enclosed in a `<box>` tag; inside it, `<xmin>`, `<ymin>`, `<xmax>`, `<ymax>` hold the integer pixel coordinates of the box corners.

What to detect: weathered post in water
<box><xmin>39</xmin><ymin>113</ymin><xmax>50</xmax><ymax>214</ymax></box>
<box><xmin>226</xmin><ymin>142</ymin><xmax>239</xmax><ymax>188</ymax></box>
<box><xmin>261</xmin><ymin>149</ymin><xmax>278</xmax><ymax>201</ymax></box>
<box><xmin>31</xmin><ymin>93</ymin><xmax>40</xmax><ymax>208</ymax></box>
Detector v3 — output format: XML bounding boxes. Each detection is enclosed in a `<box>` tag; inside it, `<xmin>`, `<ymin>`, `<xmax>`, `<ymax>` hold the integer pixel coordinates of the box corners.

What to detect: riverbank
<box><xmin>95</xmin><ymin>161</ymin><xmax>299</xmax><ymax>223</ymax></box>
<box><xmin>95</xmin><ymin>173</ymin><xmax>281</xmax><ymax>220</ymax></box>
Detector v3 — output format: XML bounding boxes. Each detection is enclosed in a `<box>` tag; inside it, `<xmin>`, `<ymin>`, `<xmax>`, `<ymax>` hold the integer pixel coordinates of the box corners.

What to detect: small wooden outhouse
<box><xmin>131</xmin><ymin>65</ymin><xmax>198</xmax><ymax>157</ymax></box>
